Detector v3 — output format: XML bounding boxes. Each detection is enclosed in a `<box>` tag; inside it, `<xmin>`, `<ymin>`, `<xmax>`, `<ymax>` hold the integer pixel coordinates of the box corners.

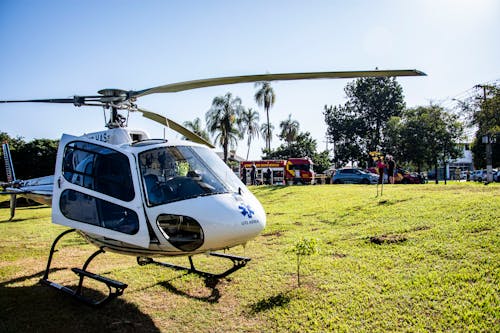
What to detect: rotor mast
<box><xmin>97</xmin><ymin>88</ymin><xmax>134</xmax><ymax>128</ymax></box>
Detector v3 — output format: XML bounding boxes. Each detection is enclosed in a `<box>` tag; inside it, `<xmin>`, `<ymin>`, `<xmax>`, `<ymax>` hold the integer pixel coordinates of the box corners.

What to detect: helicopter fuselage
<box><xmin>51</xmin><ymin>129</ymin><xmax>266</xmax><ymax>257</ymax></box>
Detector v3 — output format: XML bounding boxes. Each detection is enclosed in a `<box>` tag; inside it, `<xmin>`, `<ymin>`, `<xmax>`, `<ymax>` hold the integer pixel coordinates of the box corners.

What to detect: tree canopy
<box><xmin>386</xmin><ymin>105</ymin><xmax>464</xmax><ymax>172</ymax></box>
<box><xmin>0</xmin><ymin>132</ymin><xmax>59</xmax><ymax>180</ymax></box>
<box><xmin>206</xmin><ymin>92</ymin><xmax>244</xmax><ymax>162</ymax></box>
<box><xmin>255</xmin><ymin>82</ymin><xmax>276</xmax><ymax>151</ymax></box>
<box><xmin>324</xmin><ymin>77</ymin><xmax>405</xmax><ymax>167</ymax></box>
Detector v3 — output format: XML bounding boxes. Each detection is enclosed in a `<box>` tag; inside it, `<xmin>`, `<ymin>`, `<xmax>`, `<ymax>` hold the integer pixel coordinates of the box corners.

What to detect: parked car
<box><xmin>333</xmin><ymin>168</ymin><xmax>379</xmax><ymax>184</ymax></box>
<box><xmin>394</xmin><ymin>168</ymin><xmax>423</xmax><ymax>184</ymax></box>
<box><xmin>494</xmin><ymin>170</ymin><xmax>500</xmax><ymax>182</ymax></box>
<box><xmin>366</xmin><ymin>167</ymin><xmax>422</xmax><ymax>184</ymax></box>
<box><xmin>471</xmin><ymin>170</ymin><xmax>486</xmax><ymax>182</ymax></box>
<box><xmin>366</xmin><ymin>167</ymin><xmax>388</xmax><ymax>183</ymax></box>
<box><xmin>472</xmin><ymin>169</ymin><xmax>498</xmax><ymax>182</ymax></box>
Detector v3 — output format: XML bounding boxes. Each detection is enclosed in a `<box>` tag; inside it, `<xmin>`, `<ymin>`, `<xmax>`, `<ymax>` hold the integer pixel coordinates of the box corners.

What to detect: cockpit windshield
<box><xmin>139</xmin><ymin>145</ymin><xmax>244</xmax><ymax>206</ymax></box>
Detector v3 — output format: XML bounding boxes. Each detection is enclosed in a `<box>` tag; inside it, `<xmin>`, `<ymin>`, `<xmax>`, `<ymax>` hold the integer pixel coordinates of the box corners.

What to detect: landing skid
<box><xmin>40</xmin><ymin>229</ymin><xmax>127</xmax><ymax>307</ymax></box>
<box><xmin>137</xmin><ymin>252</ymin><xmax>251</xmax><ymax>279</ymax></box>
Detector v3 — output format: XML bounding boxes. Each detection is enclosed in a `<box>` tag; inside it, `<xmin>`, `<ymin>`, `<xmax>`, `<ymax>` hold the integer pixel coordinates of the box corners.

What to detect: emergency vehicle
<box><xmin>240</xmin><ymin>157</ymin><xmax>314</xmax><ymax>185</ymax></box>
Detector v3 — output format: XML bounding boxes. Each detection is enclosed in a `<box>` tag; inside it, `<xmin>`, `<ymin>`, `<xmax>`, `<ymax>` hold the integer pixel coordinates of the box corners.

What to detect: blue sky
<box><xmin>1</xmin><ymin>0</ymin><xmax>499</xmax><ymax>159</ymax></box>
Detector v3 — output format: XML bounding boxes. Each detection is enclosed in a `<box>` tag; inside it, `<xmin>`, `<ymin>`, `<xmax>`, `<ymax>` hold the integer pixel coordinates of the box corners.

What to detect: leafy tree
<box><xmin>311</xmin><ymin>150</ymin><xmax>331</xmax><ymax>174</ymax></box>
<box><xmin>471</xmin><ymin>85</ymin><xmax>500</xmax><ymax>138</ymax></box>
<box><xmin>324</xmin><ymin>104</ymin><xmax>366</xmax><ymax>166</ymax></box>
<box><xmin>255</xmin><ymin>82</ymin><xmax>276</xmax><ymax>151</ymax></box>
<box><xmin>182</xmin><ymin>117</ymin><xmax>211</xmax><ymax>143</ymax></box>
<box><xmin>467</xmin><ymin>85</ymin><xmax>500</xmax><ymax>168</ymax></box>
<box><xmin>262</xmin><ymin>131</ymin><xmax>329</xmax><ymax>173</ymax></box>
<box><xmin>345</xmin><ymin>77</ymin><xmax>405</xmax><ymax>153</ymax></box>
<box><xmin>0</xmin><ymin>132</ymin><xmax>25</xmax><ymax>151</ymax></box>
<box><xmin>0</xmin><ymin>133</ymin><xmax>59</xmax><ymax>180</ymax></box>
<box><xmin>386</xmin><ymin>105</ymin><xmax>464</xmax><ymax>179</ymax></box>
<box><xmin>264</xmin><ymin>131</ymin><xmax>316</xmax><ymax>160</ymax></box>
<box><xmin>324</xmin><ymin>77</ymin><xmax>405</xmax><ymax>166</ymax></box>
<box><xmin>279</xmin><ymin>114</ymin><xmax>299</xmax><ymax>157</ymax></box>
<box><xmin>260</xmin><ymin>122</ymin><xmax>274</xmax><ymax>155</ymax></box>
<box><xmin>239</xmin><ymin>108</ymin><xmax>260</xmax><ymax>160</ymax></box>
<box><xmin>15</xmin><ymin>139</ymin><xmax>59</xmax><ymax>179</ymax></box>
<box><xmin>206</xmin><ymin>92</ymin><xmax>244</xmax><ymax>163</ymax></box>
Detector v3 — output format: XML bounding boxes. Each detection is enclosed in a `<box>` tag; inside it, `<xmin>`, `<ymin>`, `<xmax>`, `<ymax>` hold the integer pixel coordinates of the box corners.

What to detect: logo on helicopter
<box><xmin>238</xmin><ymin>204</ymin><xmax>254</xmax><ymax>218</ymax></box>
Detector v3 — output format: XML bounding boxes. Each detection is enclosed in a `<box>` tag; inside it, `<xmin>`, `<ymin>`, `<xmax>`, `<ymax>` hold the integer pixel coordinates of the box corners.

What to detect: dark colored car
<box><xmin>332</xmin><ymin>168</ymin><xmax>378</xmax><ymax>184</ymax></box>
<box><xmin>395</xmin><ymin>168</ymin><xmax>423</xmax><ymax>184</ymax></box>
<box><xmin>366</xmin><ymin>167</ymin><xmax>423</xmax><ymax>184</ymax></box>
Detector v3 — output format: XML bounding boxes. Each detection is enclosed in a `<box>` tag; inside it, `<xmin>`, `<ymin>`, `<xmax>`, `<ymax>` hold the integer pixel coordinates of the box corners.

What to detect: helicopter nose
<box><xmin>198</xmin><ymin>194</ymin><xmax>266</xmax><ymax>250</ymax></box>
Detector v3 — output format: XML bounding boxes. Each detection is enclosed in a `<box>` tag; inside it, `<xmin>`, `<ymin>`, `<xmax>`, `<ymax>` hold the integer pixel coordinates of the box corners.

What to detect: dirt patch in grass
<box><xmin>262</xmin><ymin>231</ymin><xmax>283</xmax><ymax>237</ymax></box>
<box><xmin>369</xmin><ymin>234</ymin><xmax>407</xmax><ymax>245</ymax></box>
<box><xmin>411</xmin><ymin>225</ymin><xmax>432</xmax><ymax>232</ymax></box>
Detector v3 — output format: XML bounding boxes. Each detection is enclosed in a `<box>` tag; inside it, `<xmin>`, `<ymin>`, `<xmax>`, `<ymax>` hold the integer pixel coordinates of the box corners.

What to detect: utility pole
<box><xmin>476</xmin><ymin>85</ymin><xmax>493</xmax><ymax>183</ymax></box>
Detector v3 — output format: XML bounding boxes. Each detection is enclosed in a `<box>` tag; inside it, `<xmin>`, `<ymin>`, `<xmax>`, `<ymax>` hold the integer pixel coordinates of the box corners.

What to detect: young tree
<box><xmin>288</xmin><ymin>238</ymin><xmax>319</xmax><ymax>287</ymax></box>
<box><xmin>206</xmin><ymin>93</ymin><xmax>244</xmax><ymax>163</ymax></box>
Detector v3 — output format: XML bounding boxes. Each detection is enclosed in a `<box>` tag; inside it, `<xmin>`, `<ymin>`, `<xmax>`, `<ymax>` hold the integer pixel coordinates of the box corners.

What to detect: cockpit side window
<box><xmin>62</xmin><ymin>141</ymin><xmax>134</xmax><ymax>201</ymax></box>
<box><xmin>139</xmin><ymin>146</ymin><xmax>229</xmax><ymax>206</ymax></box>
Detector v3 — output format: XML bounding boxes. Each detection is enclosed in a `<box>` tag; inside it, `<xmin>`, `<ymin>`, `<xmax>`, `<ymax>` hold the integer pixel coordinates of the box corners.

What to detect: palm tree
<box><xmin>206</xmin><ymin>92</ymin><xmax>244</xmax><ymax>163</ymax></box>
<box><xmin>260</xmin><ymin>122</ymin><xmax>274</xmax><ymax>153</ymax></box>
<box><xmin>183</xmin><ymin>117</ymin><xmax>211</xmax><ymax>143</ymax></box>
<box><xmin>254</xmin><ymin>81</ymin><xmax>276</xmax><ymax>151</ymax></box>
<box><xmin>239</xmin><ymin>108</ymin><xmax>260</xmax><ymax>160</ymax></box>
<box><xmin>279</xmin><ymin>114</ymin><xmax>300</xmax><ymax>156</ymax></box>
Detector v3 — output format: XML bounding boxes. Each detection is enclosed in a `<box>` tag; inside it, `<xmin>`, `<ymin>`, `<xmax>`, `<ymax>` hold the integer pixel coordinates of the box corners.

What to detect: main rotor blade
<box><xmin>133</xmin><ymin>69</ymin><xmax>426</xmax><ymax>97</ymax></box>
<box><xmin>138</xmin><ymin>108</ymin><xmax>215</xmax><ymax>148</ymax></box>
<box><xmin>0</xmin><ymin>96</ymin><xmax>103</xmax><ymax>106</ymax></box>
<box><xmin>0</xmin><ymin>98</ymin><xmax>76</xmax><ymax>104</ymax></box>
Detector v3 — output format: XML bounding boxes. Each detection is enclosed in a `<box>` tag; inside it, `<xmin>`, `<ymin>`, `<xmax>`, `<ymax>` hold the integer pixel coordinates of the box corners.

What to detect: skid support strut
<box><xmin>137</xmin><ymin>252</ymin><xmax>251</xmax><ymax>279</ymax></box>
<box><xmin>40</xmin><ymin>229</ymin><xmax>127</xmax><ymax>307</ymax></box>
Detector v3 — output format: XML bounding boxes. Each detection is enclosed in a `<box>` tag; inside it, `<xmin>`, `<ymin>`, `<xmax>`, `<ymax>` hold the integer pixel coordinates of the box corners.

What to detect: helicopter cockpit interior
<box><xmin>138</xmin><ymin>145</ymin><xmax>244</xmax><ymax>206</ymax></box>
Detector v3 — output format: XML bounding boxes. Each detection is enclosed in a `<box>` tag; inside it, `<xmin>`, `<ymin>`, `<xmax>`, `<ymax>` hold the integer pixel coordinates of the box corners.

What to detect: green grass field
<box><xmin>0</xmin><ymin>183</ymin><xmax>498</xmax><ymax>332</ymax></box>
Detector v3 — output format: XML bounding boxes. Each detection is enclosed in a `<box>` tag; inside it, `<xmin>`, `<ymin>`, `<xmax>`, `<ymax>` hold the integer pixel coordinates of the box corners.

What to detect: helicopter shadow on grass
<box><xmin>0</xmin><ymin>269</ymin><xmax>160</xmax><ymax>333</ymax></box>
<box><xmin>0</xmin><ymin>217</ymin><xmax>33</xmax><ymax>223</ymax></box>
<box><xmin>0</xmin><ymin>205</ymin><xmax>50</xmax><ymax>223</ymax></box>
<box><xmin>157</xmin><ymin>273</ymin><xmax>225</xmax><ymax>304</ymax></box>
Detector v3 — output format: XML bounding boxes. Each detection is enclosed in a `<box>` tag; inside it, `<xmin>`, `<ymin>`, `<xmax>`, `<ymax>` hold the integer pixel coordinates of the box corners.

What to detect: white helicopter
<box><xmin>0</xmin><ymin>69</ymin><xmax>425</xmax><ymax>306</ymax></box>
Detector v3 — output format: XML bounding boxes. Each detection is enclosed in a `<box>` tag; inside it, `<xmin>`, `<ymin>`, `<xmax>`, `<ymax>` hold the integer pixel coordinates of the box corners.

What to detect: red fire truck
<box><xmin>240</xmin><ymin>157</ymin><xmax>314</xmax><ymax>185</ymax></box>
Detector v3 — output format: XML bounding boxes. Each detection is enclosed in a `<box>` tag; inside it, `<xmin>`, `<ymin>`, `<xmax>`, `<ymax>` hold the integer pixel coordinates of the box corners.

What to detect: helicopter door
<box><xmin>52</xmin><ymin>134</ymin><xmax>150</xmax><ymax>248</ymax></box>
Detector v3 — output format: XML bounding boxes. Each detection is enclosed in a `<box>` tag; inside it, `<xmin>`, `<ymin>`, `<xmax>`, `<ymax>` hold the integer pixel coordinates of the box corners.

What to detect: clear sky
<box><xmin>1</xmin><ymin>0</ymin><xmax>499</xmax><ymax>160</ymax></box>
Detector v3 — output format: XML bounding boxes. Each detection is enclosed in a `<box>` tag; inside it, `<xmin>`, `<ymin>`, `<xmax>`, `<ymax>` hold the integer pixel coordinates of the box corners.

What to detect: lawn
<box><xmin>0</xmin><ymin>183</ymin><xmax>498</xmax><ymax>332</ymax></box>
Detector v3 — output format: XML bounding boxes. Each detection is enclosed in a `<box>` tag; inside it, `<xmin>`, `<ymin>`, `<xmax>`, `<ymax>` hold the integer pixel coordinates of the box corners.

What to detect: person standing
<box><xmin>387</xmin><ymin>155</ymin><xmax>395</xmax><ymax>184</ymax></box>
<box><xmin>264</xmin><ymin>168</ymin><xmax>272</xmax><ymax>185</ymax></box>
<box><xmin>377</xmin><ymin>157</ymin><xmax>386</xmax><ymax>185</ymax></box>
<box><xmin>250</xmin><ymin>164</ymin><xmax>257</xmax><ymax>185</ymax></box>
<box><xmin>241</xmin><ymin>167</ymin><xmax>247</xmax><ymax>184</ymax></box>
